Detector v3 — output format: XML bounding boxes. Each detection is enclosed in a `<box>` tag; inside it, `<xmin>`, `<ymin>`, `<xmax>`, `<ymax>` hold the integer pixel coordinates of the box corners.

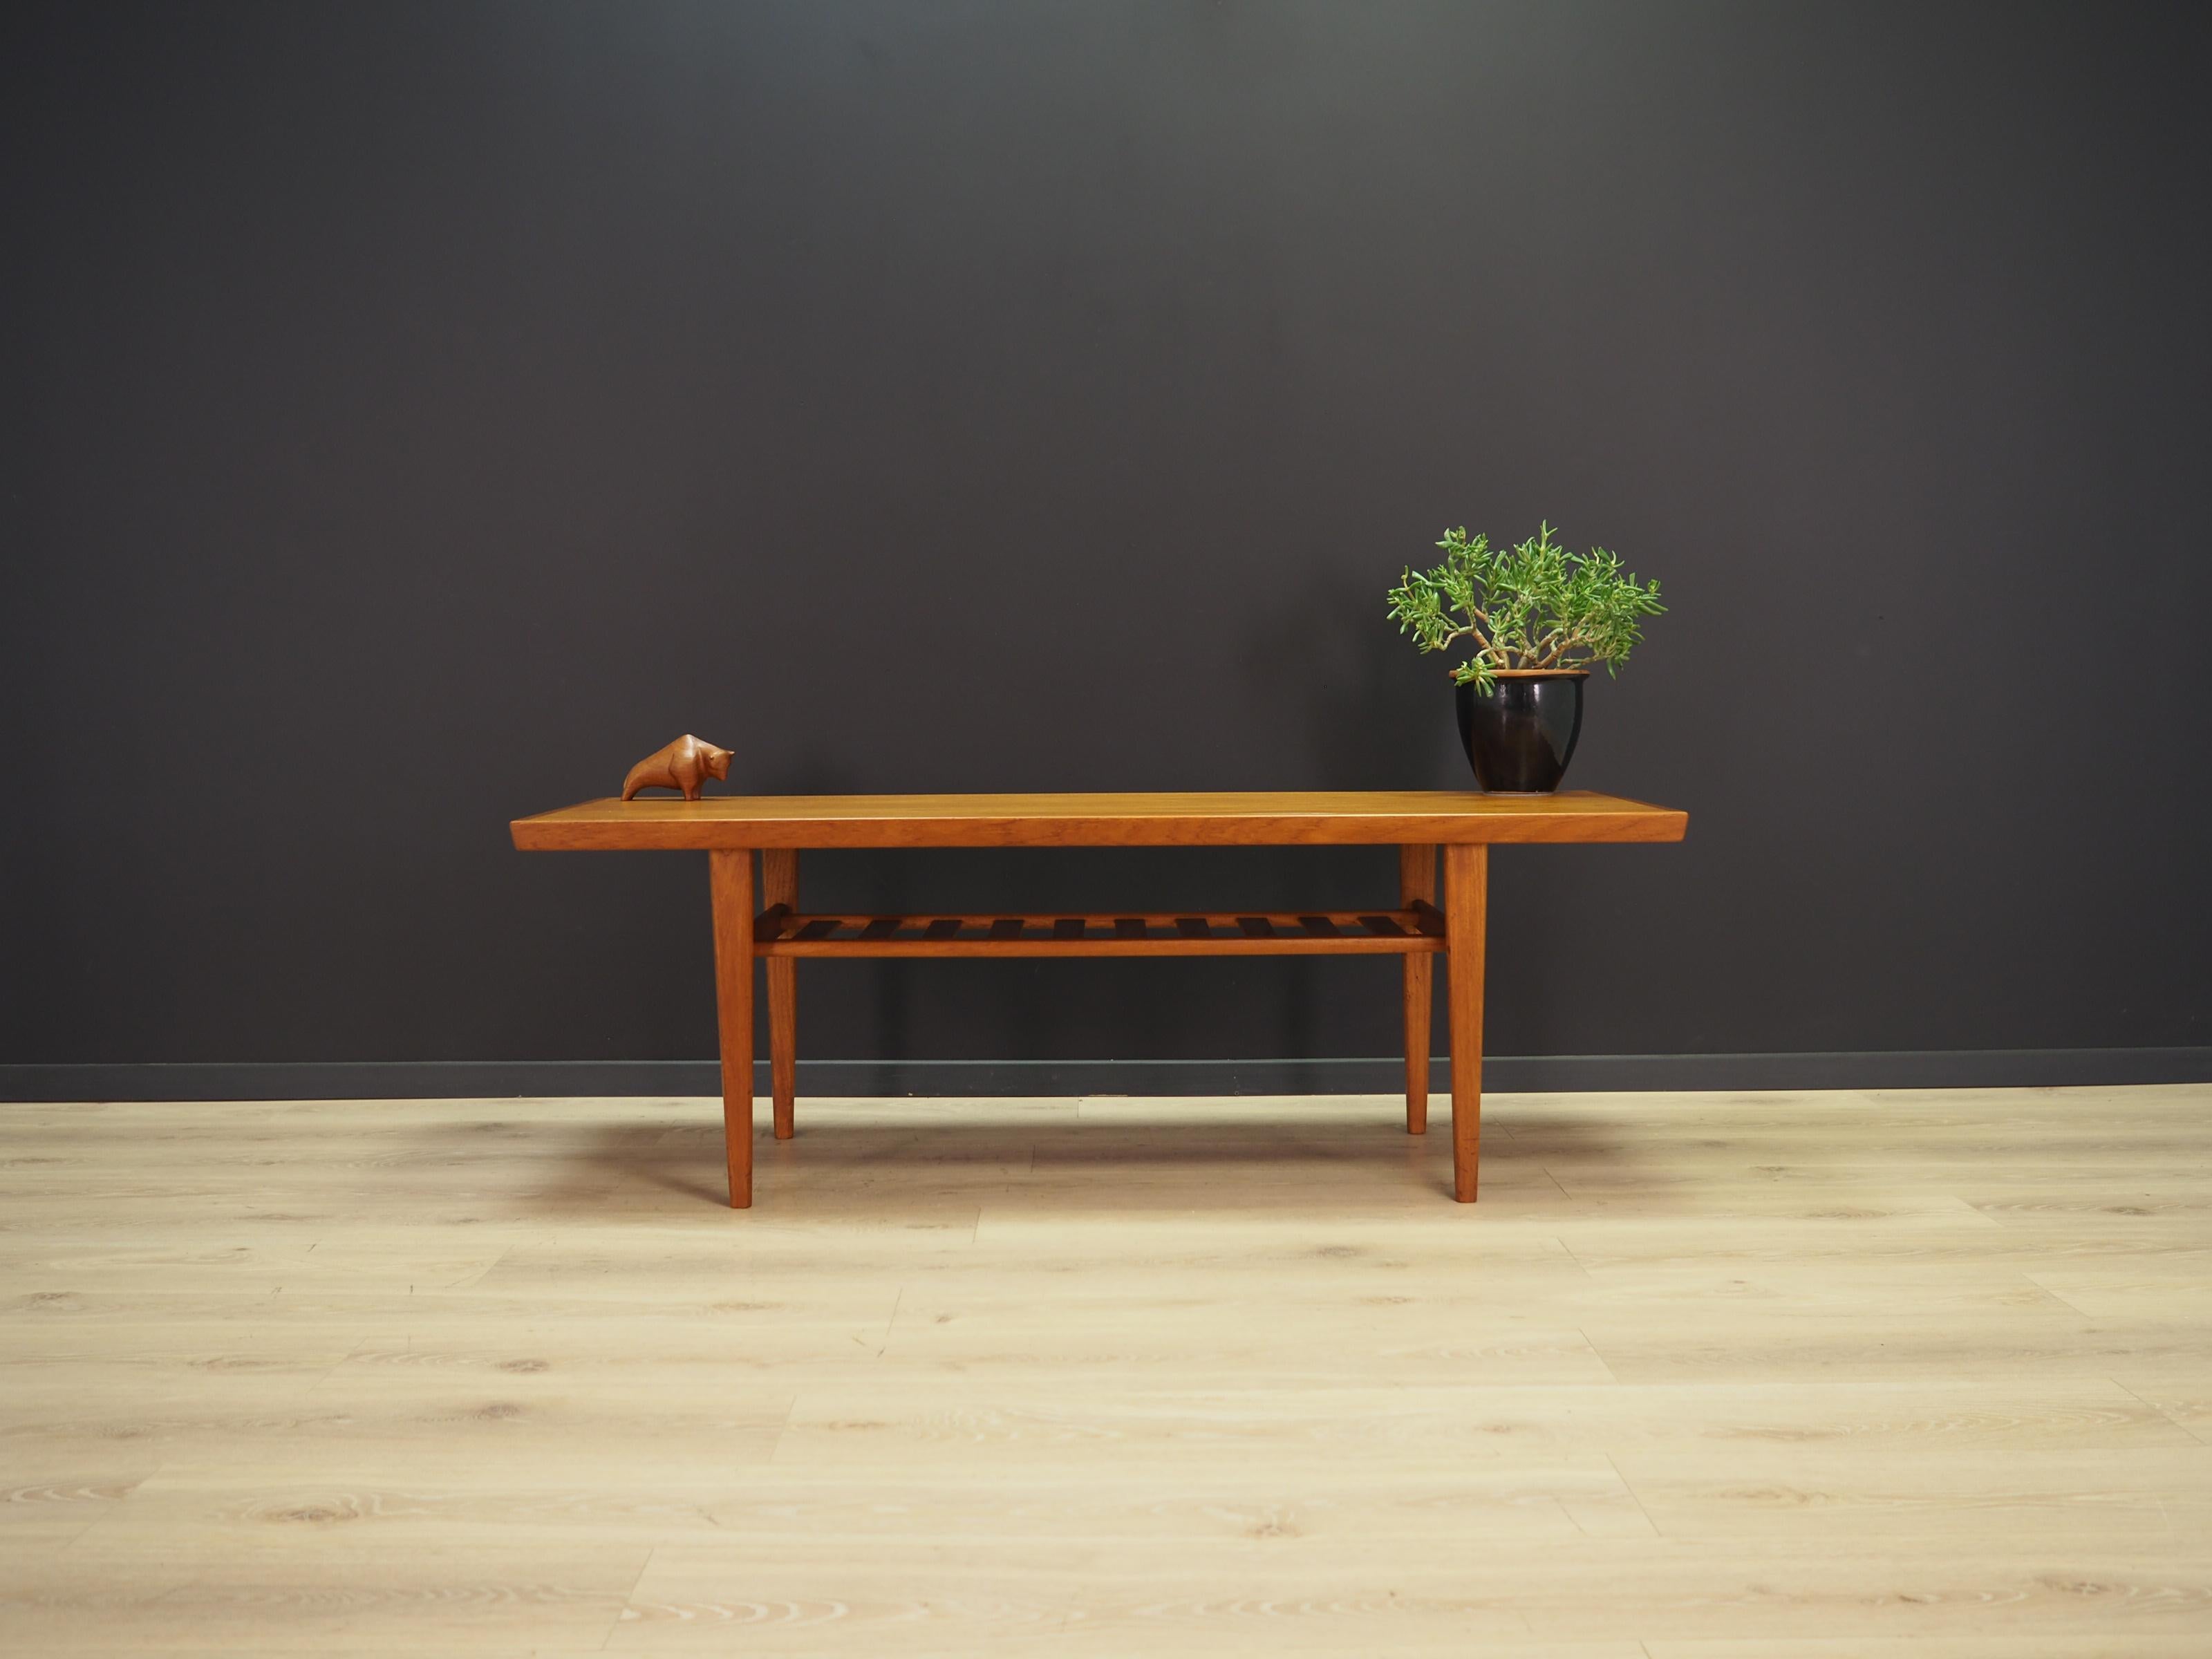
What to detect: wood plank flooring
<box><xmin>3</xmin><ymin>1084</ymin><xmax>2210</xmax><ymax>1655</ymax></box>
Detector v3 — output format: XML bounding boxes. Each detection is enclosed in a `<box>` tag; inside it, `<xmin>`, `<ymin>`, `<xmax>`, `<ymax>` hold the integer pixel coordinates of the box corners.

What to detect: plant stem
<box><xmin>1524</xmin><ymin>627</ymin><xmax>1585</xmax><ymax>668</ymax></box>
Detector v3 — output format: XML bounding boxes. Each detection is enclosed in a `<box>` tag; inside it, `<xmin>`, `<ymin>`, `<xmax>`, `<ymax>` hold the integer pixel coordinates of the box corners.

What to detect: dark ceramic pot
<box><xmin>1454</xmin><ymin>671</ymin><xmax>1587</xmax><ymax>793</ymax></box>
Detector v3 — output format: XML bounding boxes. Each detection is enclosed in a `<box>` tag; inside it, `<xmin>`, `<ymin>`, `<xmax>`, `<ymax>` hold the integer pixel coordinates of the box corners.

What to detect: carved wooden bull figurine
<box><xmin>621</xmin><ymin>734</ymin><xmax>733</xmax><ymax>801</ymax></box>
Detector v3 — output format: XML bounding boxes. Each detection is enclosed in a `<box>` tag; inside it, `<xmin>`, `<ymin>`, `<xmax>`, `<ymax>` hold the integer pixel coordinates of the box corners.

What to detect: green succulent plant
<box><xmin>1386</xmin><ymin>522</ymin><xmax>1664</xmax><ymax>693</ymax></box>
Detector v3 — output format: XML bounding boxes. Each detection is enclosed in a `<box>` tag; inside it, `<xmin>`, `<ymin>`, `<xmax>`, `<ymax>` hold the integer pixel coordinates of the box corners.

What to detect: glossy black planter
<box><xmin>1454</xmin><ymin>671</ymin><xmax>1586</xmax><ymax>793</ymax></box>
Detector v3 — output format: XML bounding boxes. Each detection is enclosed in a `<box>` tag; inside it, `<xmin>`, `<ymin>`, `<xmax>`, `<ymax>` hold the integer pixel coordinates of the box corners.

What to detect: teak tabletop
<box><xmin>509</xmin><ymin>789</ymin><xmax>1687</xmax><ymax>850</ymax></box>
<box><xmin>510</xmin><ymin>789</ymin><xmax>1689</xmax><ymax>1208</ymax></box>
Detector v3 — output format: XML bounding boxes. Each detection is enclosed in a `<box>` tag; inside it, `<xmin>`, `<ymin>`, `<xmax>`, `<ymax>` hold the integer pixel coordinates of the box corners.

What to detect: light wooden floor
<box><xmin>3</xmin><ymin>1085</ymin><xmax>2211</xmax><ymax>1656</ymax></box>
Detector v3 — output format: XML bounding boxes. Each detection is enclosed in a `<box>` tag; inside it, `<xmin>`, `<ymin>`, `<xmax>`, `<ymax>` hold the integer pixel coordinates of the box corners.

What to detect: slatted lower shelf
<box><xmin>751</xmin><ymin>904</ymin><xmax>1447</xmax><ymax>957</ymax></box>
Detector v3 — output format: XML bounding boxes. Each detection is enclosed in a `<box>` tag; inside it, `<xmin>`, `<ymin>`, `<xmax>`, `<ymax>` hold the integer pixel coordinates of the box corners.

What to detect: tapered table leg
<box><xmin>761</xmin><ymin>849</ymin><xmax>799</xmax><ymax>1140</ymax></box>
<box><xmin>708</xmin><ymin>849</ymin><xmax>756</xmax><ymax>1208</ymax></box>
<box><xmin>1399</xmin><ymin>843</ymin><xmax>1436</xmax><ymax>1135</ymax></box>
<box><xmin>1443</xmin><ymin>842</ymin><xmax>1489</xmax><ymax>1202</ymax></box>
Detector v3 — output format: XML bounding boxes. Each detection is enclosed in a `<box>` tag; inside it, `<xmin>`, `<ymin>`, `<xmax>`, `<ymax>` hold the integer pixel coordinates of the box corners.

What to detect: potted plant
<box><xmin>1387</xmin><ymin>522</ymin><xmax>1663</xmax><ymax>792</ymax></box>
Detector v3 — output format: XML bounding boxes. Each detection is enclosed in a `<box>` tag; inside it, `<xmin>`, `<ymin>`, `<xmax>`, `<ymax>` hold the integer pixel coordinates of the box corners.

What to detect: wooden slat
<box><xmin>760</xmin><ymin>934</ymin><xmax>1440</xmax><ymax>958</ymax></box>
<box><xmin>765</xmin><ymin>910</ymin><xmax>1441</xmax><ymax>928</ymax></box>
<box><xmin>766</xmin><ymin>910</ymin><xmax>1440</xmax><ymax>931</ymax></box>
<box><xmin>749</xmin><ymin>910</ymin><xmax>1445</xmax><ymax>957</ymax></box>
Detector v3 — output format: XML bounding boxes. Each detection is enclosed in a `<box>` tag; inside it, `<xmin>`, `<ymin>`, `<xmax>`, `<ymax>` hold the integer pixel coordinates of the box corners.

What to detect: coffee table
<box><xmin>510</xmin><ymin>791</ymin><xmax>1688</xmax><ymax>1206</ymax></box>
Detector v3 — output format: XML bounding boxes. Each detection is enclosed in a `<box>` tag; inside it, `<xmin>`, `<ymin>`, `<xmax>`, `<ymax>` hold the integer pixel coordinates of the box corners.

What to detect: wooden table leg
<box><xmin>708</xmin><ymin>849</ymin><xmax>757</xmax><ymax>1208</ymax></box>
<box><xmin>1399</xmin><ymin>843</ymin><xmax>1436</xmax><ymax>1135</ymax></box>
<box><xmin>761</xmin><ymin>849</ymin><xmax>799</xmax><ymax>1141</ymax></box>
<box><xmin>1443</xmin><ymin>842</ymin><xmax>1488</xmax><ymax>1202</ymax></box>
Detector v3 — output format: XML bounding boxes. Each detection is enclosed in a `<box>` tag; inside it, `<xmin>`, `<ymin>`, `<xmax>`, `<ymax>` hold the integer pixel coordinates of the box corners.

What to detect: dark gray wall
<box><xmin>6</xmin><ymin>1</ymin><xmax>2209</xmax><ymax>1088</ymax></box>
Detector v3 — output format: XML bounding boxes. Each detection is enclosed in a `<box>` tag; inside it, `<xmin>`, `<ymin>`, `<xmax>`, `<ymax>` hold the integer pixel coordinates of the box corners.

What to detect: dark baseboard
<box><xmin>2</xmin><ymin>1048</ymin><xmax>2207</xmax><ymax>1102</ymax></box>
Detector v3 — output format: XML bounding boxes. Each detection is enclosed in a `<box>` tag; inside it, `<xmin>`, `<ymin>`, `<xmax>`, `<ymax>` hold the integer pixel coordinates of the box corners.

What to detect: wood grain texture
<box><xmin>705</xmin><ymin>850</ymin><xmax>755</xmax><ymax>1207</ymax></box>
<box><xmin>514</xmin><ymin>794</ymin><xmax>1682</xmax><ymax>1207</ymax></box>
<box><xmin>510</xmin><ymin>789</ymin><xmax>1689</xmax><ymax>850</ymax></box>
<box><xmin>1445</xmin><ymin>841</ymin><xmax>1489</xmax><ymax>1201</ymax></box>
<box><xmin>760</xmin><ymin>849</ymin><xmax>798</xmax><ymax>1142</ymax></box>
<box><xmin>1400</xmin><ymin>843</ymin><xmax>1436</xmax><ymax>1135</ymax></box>
<box><xmin>618</xmin><ymin>733</ymin><xmax>731</xmax><ymax>803</ymax></box>
<box><xmin>750</xmin><ymin>908</ymin><xmax>1447</xmax><ymax>957</ymax></box>
<box><xmin>7</xmin><ymin>1082</ymin><xmax>2208</xmax><ymax>1651</ymax></box>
